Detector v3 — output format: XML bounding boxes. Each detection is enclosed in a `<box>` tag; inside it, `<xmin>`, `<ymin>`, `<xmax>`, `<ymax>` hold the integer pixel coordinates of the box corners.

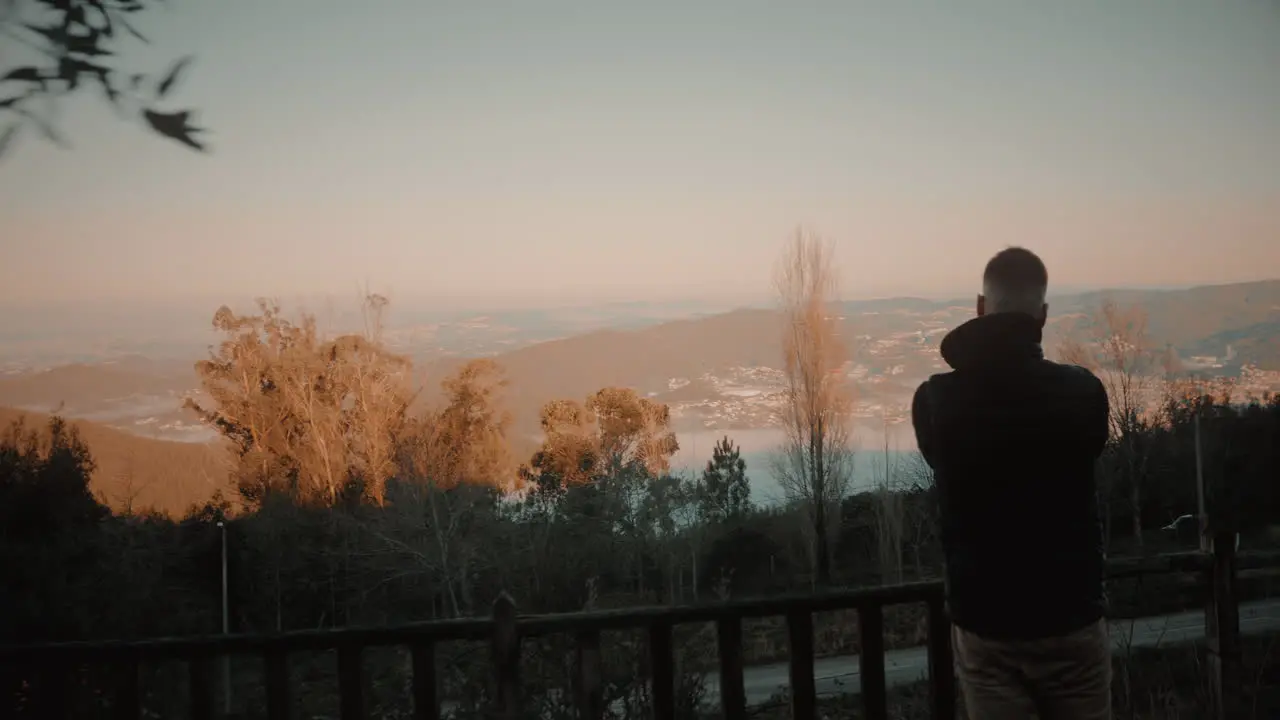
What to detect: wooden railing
<box><xmin>2</xmin><ymin>532</ymin><xmax>1275</xmax><ymax>720</ymax></box>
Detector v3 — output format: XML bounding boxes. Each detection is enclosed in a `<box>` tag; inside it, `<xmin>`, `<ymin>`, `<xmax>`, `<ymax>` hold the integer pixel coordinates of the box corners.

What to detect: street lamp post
<box><xmin>216</xmin><ymin>521</ymin><xmax>231</xmax><ymax>715</ymax></box>
<box><xmin>1195</xmin><ymin>413</ymin><xmax>1207</xmax><ymax>553</ymax></box>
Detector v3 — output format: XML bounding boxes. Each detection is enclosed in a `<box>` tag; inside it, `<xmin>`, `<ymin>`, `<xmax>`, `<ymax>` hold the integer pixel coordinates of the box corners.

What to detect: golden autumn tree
<box><xmin>401</xmin><ymin>358</ymin><xmax>514</xmax><ymax>490</ymax></box>
<box><xmin>519</xmin><ymin>387</ymin><xmax>679</xmax><ymax>494</ymax></box>
<box><xmin>516</xmin><ymin>387</ymin><xmax>681</xmax><ymax>602</ymax></box>
<box><xmin>377</xmin><ymin>358</ymin><xmax>514</xmax><ymax>618</ymax></box>
<box><xmin>186</xmin><ymin>295</ymin><xmax>414</xmax><ymax>506</ymax></box>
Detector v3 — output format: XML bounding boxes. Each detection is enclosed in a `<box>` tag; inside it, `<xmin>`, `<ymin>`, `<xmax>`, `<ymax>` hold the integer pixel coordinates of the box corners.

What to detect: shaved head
<box><xmin>979</xmin><ymin>246</ymin><xmax>1048</xmax><ymax>320</ymax></box>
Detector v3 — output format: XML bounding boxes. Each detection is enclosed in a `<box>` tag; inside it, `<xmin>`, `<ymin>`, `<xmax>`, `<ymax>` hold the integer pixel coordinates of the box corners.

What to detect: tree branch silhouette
<box><xmin>0</xmin><ymin>0</ymin><xmax>208</xmax><ymax>161</ymax></box>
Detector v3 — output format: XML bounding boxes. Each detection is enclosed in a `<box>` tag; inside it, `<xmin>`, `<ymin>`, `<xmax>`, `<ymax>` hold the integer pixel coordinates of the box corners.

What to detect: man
<box><xmin>911</xmin><ymin>247</ymin><xmax>1112</xmax><ymax>719</ymax></box>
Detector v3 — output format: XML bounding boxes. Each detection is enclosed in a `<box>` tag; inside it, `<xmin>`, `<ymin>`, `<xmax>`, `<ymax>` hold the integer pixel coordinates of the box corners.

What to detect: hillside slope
<box><xmin>0</xmin><ymin>407</ymin><xmax>229</xmax><ymax>516</ymax></box>
<box><xmin>484</xmin><ymin>308</ymin><xmax>784</xmax><ymax>429</ymax></box>
<box><xmin>480</xmin><ymin>279</ymin><xmax>1280</xmax><ymax>431</ymax></box>
<box><xmin>0</xmin><ymin>356</ymin><xmax>197</xmax><ymax>407</ymax></box>
<box><xmin>3</xmin><ymin>280</ymin><xmax>1277</xmax><ymax>441</ymax></box>
<box><xmin>1047</xmin><ymin>279</ymin><xmax>1280</xmax><ymax>349</ymax></box>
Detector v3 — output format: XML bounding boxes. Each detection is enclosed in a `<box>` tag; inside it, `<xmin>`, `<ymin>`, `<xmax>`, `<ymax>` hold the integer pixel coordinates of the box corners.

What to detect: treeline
<box><xmin>1060</xmin><ymin>298</ymin><xmax>1280</xmax><ymax>548</ymax></box>
<box><xmin>2</xmin><ymin>294</ymin><xmax>1279</xmax><ymax>717</ymax></box>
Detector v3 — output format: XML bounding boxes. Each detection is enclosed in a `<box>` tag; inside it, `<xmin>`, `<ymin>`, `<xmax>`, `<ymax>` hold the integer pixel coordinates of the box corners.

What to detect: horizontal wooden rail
<box><xmin>2</xmin><ymin>543</ymin><xmax>1273</xmax><ymax>720</ymax></box>
<box><xmin>1105</xmin><ymin>549</ymin><xmax>1211</xmax><ymax>578</ymax></box>
<box><xmin>0</xmin><ymin>581</ymin><xmax>944</xmax><ymax>664</ymax></box>
<box><xmin>0</xmin><ymin>549</ymin><xmax>1244</xmax><ymax>665</ymax></box>
<box><xmin>1236</xmin><ymin>550</ymin><xmax>1280</xmax><ymax>573</ymax></box>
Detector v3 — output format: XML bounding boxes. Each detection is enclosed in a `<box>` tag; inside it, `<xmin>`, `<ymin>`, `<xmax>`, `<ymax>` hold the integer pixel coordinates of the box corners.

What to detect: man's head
<box><xmin>978</xmin><ymin>246</ymin><xmax>1048</xmax><ymax>326</ymax></box>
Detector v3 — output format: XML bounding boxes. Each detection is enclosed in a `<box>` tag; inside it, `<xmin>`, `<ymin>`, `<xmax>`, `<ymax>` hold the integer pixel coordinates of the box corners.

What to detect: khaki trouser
<box><xmin>953</xmin><ymin>619</ymin><xmax>1112</xmax><ymax>720</ymax></box>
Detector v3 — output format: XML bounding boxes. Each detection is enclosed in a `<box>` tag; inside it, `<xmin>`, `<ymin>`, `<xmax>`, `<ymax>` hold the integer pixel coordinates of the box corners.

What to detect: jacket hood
<box><xmin>940</xmin><ymin>312</ymin><xmax>1045</xmax><ymax>371</ymax></box>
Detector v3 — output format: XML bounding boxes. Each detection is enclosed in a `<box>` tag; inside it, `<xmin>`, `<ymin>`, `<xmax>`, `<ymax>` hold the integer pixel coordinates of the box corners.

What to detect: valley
<box><xmin>1</xmin><ymin>279</ymin><xmax>1278</xmax><ymax>515</ymax></box>
<box><xmin>4</xmin><ymin>281</ymin><xmax>1280</xmax><ymax>444</ymax></box>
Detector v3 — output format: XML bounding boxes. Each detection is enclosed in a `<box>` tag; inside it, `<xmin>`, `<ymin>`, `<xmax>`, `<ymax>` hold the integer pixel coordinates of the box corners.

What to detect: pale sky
<box><xmin>2</xmin><ymin>0</ymin><xmax>1278</xmax><ymax>309</ymax></box>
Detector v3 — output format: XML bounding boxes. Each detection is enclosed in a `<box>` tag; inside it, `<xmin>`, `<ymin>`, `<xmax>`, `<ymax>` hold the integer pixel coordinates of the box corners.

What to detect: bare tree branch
<box><xmin>772</xmin><ymin>226</ymin><xmax>853</xmax><ymax>587</ymax></box>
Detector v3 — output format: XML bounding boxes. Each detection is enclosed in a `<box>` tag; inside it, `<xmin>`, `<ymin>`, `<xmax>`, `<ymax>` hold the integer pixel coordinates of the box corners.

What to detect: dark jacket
<box><xmin>911</xmin><ymin>312</ymin><xmax>1110</xmax><ymax>640</ymax></box>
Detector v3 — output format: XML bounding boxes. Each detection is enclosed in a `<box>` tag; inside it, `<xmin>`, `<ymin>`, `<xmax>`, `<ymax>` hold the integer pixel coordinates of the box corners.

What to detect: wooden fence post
<box><xmin>491</xmin><ymin>592</ymin><xmax>521</xmax><ymax>720</ymax></box>
<box><xmin>715</xmin><ymin>617</ymin><xmax>746</xmax><ymax>719</ymax></box>
<box><xmin>927</xmin><ymin>592</ymin><xmax>956</xmax><ymax>720</ymax></box>
<box><xmin>785</xmin><ymin>611</ymin><xmax>816</xmax><ymax>720</ymax></box>
<box><xmin>337</xmin><ymin>643</ymin><xmax>366</xmax><ymax>720</ymax></box>
<box><xmin>113</xmin><ymin>651</ymin><xmax>140</xmax><ymax>720</ymax></box>
<box><xmin>411</xmin><ymin>641</ymin><xmax>440</xmax><ymax>720</ymax></box>
<box><xmin>857</xmin><ymin>603</ymin><xmax>887</xmax><ymax>719</ymax></box>
<box><xmin>648</xmin><ymin>623</ymin><xmax>675</xmax><ymax>720</ymax></box>
<box><xmin>189</xmin><ymin>653</ymin><xmax>215</xmax><ymax>720</ymax></box>
<box><xmin>264</xmin><ymin>647</ymin><xmax>291</xmax><ymax>720</ymax></box>
<box><xmin>35</xmin><ymin>659</ymin><xmax>71</xmax><ymax>720</ymax></box>
<box><xmin>574</xmin><ymin>630</ymin><xmax>604</xmax><ymax>720</ymax></box>
<box><xmin>1205</xmin><ymin>530</ymin><xmax>1243</xmax><ymax>720</ymax></box>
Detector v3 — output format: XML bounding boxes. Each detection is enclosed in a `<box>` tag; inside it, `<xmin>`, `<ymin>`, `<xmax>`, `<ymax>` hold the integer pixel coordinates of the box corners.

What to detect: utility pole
<box><xmin>217</xmin><ymin>521</ymin><xmax>231</xmax><ymax>715</ymax></box>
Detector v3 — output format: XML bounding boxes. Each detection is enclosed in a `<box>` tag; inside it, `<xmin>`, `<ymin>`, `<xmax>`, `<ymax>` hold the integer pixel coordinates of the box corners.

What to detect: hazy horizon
<box><xmin>1</xmin><ymin>276</ymin><xmax>1272</xmax><ymax>321</ymax></box>
<box><xmin>4</xmin><ymin>1</ymin><xmax>1279</xmax><ymax>308</ymax></box>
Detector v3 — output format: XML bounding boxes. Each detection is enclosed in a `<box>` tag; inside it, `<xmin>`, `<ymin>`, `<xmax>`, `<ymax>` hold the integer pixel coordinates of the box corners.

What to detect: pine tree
<box><xmin>697</xmin><ymin>436</ymin><xmax>751</xmax><ymax>525</ymax></box>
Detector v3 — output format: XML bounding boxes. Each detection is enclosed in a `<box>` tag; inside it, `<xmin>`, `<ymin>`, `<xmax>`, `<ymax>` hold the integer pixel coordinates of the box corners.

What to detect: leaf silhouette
<box><xmin>156</xmin><ymin>56</ymin><xmax>192</xmax><ymax>98</ymax></box>
<box><xmin>142</xmin><ymin>108</ymin><xmax>206</xmax><ymax>151</ymax></box>
<box><xmin>0</xmin><ymin>124</ymin><xmax>19</xmax><ymax>160</ymax></box>
<box><xmin>102</xmin><ymin>79</ymin><xmax>119</xmax><ymax>106</ymax></box>
<box><xmin>21</xmin><ymin>111</ymin><xmax>68</xmax><ymax>147</ymax></box>
<box><xmin>98</xmin><ymin>6</ymin><xmax>115</xmax><ymax>38</ymax></box>
<box><xmin>1</xmin><ymin>67</ymin><xmax>43</xmax><ymax>83</ymax></box>
<box><xmin>5</xmin><ymin>2</ymin><xmax>210</xmax><ymax>155</ymax></box>
<box><xmin>23</xmin><ymin>22</ymin><xmax>68</xmax><ymax>49</ymax></box>
<box><xmin>118</xmin><ymin>16</ymin><xmax>149</xmax><ymax>43</ymax></box>
<box><xmin>66</xmin><ymin>31</ymin><xmax>113</xmax><ymax>58</ymax></box>
<box><xmin>65</xmin><ymin>5</ymin><xmax>86</xmax><ymax>28</ymax></box>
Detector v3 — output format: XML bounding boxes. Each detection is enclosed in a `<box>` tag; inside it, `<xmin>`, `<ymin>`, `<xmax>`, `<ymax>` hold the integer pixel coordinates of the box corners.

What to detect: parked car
<box><xmin>1161</xmin><ymin>514</ymin><xmax>1240</xmax><ymax>550</ymax></box>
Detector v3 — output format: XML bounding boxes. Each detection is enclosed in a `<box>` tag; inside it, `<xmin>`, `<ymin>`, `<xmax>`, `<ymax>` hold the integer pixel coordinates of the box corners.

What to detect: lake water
<box><xmin>671</xmin><ymin>427</ymin><xmax>924</xmax><ymax>505</ymax></box>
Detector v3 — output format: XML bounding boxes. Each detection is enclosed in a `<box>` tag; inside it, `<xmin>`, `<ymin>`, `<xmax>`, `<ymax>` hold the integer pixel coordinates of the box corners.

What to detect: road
<box><xmin>700</xmin><ymin>600</ymin><xmax>1280</xmax><ymax>708</ymax></box>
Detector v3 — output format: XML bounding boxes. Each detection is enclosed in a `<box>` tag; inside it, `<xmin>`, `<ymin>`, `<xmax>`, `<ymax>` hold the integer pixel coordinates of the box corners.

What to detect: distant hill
<box><xmin>1183</xmin><ymin>320</ymin><xmax>1280</xmax><ymax>371</ymax></box>
<box><xmin>842</xmin><ymin>279</ymin><xmax>1280</xmax><ymax>369</ymax></box>
<box><xmin>1044</xmin><ymin>279</ymin><xmax>1280</xmax><ymax>350</ymax></box>
<box><xmin>460</xmin><ymin>308</ymin><xmax>786</xmax><ymax>432</ymax></box>
<box><xmin>2</xmin><ymin>278</ymin><xmax>1277</xmax><ymax>443</ymax></box>
<box><xmin>474</xmin><ymin>304</ymin><xmax>941</xmax><ymax>432</ymax></box>
<box><xmin>0</xmin><ymin>356</ymin><xmax>197</xmax><ymax>408</ymax></box>
<box><xmin>839</xmin><ymin>279</ymin><xmax>1280</xmax><ymax>350</ymax></box>
<box><xmin>475</xmin><ymin>279</ymin><xmax>1280</xmax><ymax>431</ymax></box>
<box><xmin>0</xmin><ymin>407</ymin><xmax>230</xmax><ymax>517</ymax></box>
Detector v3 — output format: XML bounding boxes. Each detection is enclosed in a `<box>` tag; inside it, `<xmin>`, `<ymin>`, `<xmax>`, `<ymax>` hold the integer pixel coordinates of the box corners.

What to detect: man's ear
<box><xmin>976</xmin><ymin>294</ymin><xmax>986</xmax><ymax>317</ymax></box>
<box><xmin>1038</xmin><ymin>303</ymin><xmax>1049</xmax><ymax>328</ymax></box>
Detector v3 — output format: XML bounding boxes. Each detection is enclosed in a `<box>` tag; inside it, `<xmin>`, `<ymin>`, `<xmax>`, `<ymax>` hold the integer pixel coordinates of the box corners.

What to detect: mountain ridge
<box><xmin>1</xmin><ymin>279</ymin><xmax>1277</xmax><ymax>442</ymax></box>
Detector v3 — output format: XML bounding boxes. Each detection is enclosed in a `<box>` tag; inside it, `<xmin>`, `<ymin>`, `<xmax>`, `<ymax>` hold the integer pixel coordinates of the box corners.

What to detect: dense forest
<box><xmin>1</xmin><ymin>289</ymin><xmax>1278</xmax><ymax>717</ymax></box>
